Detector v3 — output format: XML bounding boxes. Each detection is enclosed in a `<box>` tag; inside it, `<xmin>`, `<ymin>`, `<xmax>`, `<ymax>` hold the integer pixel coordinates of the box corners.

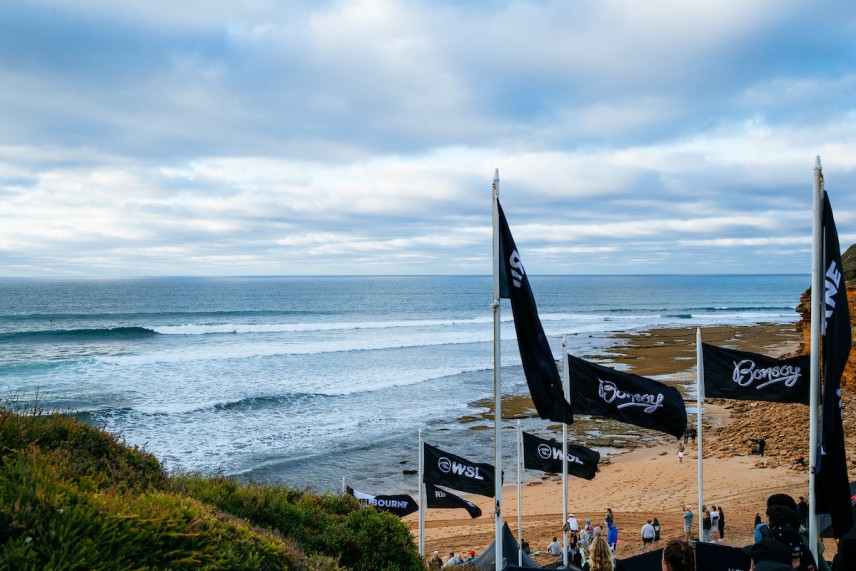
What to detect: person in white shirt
<box><xmin>641</xmin><ymin>519</ymin><xmax>656</xmax><ymax>552</ymax></box>
<box><xmin>709</xmin><ymin>506</ymin><xmax>720</xmax><ymax>541</ymax></box>
<box><xmin>546</xmin><ymin>537</ymin><xmax>562</xmax><ymax>556</ymax></box>
<box><xmin>442</xmin><ymin>553</ymin><xmax>459</xmax><ymax>568</ymax></box>
<box><xmin>566</xmin><ymin>513</ymin><xmax>579</xmax><ymax>533</ymax></box>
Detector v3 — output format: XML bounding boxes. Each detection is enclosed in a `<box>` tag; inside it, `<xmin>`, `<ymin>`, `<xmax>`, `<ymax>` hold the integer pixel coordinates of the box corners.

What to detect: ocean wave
<box><xmin>0</xmin><ymin>327</ymin><xmax>158</xmax><ymax>343</ymax></box>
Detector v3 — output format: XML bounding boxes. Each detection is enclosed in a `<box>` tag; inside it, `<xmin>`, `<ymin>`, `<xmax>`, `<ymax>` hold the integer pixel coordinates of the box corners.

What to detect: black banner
<box><xmin>422</xmin><ymin>443</ymin><xmax>496</xmax><ymax>497</ymax></box>
<box><xmin>496</xmin><ymin>200</ymin><xmax>574</xmax><ymax>424</ymax></box>
<box><xmin>701</xmin><ymin>343</ymin><xmax>810</xmax><ymax>404</ymax></box>
<box><xmin>425</xmin><ymin>483</ymin><xmax>482</xmax><ymax>518</ymax></box>
<box><xmin>817</xmin><ymin>190</ymin><xmax>854</xmax><ymax>538</ymax></box>
<box><xmin>695</xmin><ymin>541</ymin><xmax>750</xmax><ymax>571</ymax></box>
<box><xmin>521</xmin><ymin>431</ymin><xmax>599</xmax><ymax>480</ymax></box>
<box><xmin>346</xmin><ymin>486</ymin><xmax>418</xmax><ymax>517</ymax></box>
<box><xmin>567</xmin><ymin>353</ymin><xmax>688</xmax><ymax>439</ymax></box>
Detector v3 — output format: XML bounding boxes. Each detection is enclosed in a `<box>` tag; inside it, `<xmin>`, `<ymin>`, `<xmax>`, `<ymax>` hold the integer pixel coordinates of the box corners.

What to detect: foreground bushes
<box><xmin>0</xmin><ymin>404</ymin><xmax>422</xmax><ymax>570</ymax></box>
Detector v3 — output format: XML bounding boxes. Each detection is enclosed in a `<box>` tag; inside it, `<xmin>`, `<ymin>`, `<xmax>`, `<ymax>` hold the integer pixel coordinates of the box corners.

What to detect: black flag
<box><xmin>425</xmin><ymin>483</ymin><xmax>482</xmax><ymax>518</ymax></box>
<box><xmin>521</xmin><ymin>431</ymin><xmax>600</xmax><ymax>480</ymax></box>
<box><xmin>422</xmin><ymin>443</ymin><xmax>496</xmax><ymax>497</ymax></box>
<box><xmin>346</xmin><ymin>486</ymin><xmax>418</xmax><ymax>517</ymax></box>
<box><xmin>496</xmin><ymin>200</ymin><xmax>574</xmax><ymax>424</ymax></box>
<box><xmin>567</xmin><ymin>354</ymin><xmax>688</xmax><ymax>439</ymax></box>
<box><xmin>816</xmin><ymin>190</ymin><xmax>854</xmax><ymax>538</ymax></box>
<box><xmin>701</xmin><ymin>343</ymin><xmax>810</xmax><ymax>404</ymax></box>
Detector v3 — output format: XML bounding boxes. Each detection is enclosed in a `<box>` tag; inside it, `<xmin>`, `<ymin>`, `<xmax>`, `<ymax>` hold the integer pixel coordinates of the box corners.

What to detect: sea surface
<box><xmin>0</xmin><ymin>275</ymin><xmax>807</xmax><ymax>494</ymax></box>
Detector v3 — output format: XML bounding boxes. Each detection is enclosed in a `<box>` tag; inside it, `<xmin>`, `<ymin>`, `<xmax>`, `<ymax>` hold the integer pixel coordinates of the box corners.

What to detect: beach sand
<box><xmin>404</xmin><ymin>321</ymin><xmax>824</xmax><ymax>564</ymax></box>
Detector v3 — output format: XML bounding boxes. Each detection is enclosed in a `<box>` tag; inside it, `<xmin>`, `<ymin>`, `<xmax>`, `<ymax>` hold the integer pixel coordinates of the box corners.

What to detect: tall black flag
<box><xmin>567</xmin><ymin>353</ymin><xmax>688</xmax><ymax>439</ymax></box>
<box><xmin>422</xmin><ymin>443</ymin><xmax>497</xmax><ymax>497</ymax></box>
<box><xmin>816</xmin><ymin>190</ymin><xmax>853</xmax><ymax>538</ymax></box>
<box><xmin>496</xmin><ymin>200</ymin><xmax>574</xmax><ymax>424</ymax></box>
<box><xmin>521</xmin><ymin>431</ymin><xmax>600</xmax><ymax>480</ymax></box>
<box><xmin>346</xmin><ymin>486</ymin><xmax>418</xmax><ymax>517</ymax></box>
<box><xmin>425</xmin><ymin>483</ymin><xmax>482</xmax><ymax>518</ymax></box>
<box><xmin>701</xmin><ymin>343</ymin><xmax>810</xmax><ymax>404</ymax></box>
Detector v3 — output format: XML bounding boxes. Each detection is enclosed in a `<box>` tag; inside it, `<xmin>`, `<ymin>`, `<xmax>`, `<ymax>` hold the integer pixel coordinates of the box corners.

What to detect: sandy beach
<box><xmin>405</xmin><ymin>321</ymin><xmax>829</xmax><ymax>564</ymax></box>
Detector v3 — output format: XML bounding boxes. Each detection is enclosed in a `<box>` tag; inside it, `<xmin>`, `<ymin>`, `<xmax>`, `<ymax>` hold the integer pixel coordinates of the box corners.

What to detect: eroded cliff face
<box><xmin>794</xmin><ymin>283</ymin><xmax>856</xmax><ymax>391</ymax></box>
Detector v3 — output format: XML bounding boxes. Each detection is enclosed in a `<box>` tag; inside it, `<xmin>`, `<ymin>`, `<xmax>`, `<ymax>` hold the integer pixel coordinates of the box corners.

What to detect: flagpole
<box><xmin>562</xmin><ymin>336</ymin><xmax>569</xmax><ymax>568</ymax></box>
<box><xmin>809</xmin><ymin>156</ymin><xmax>823</xmax><ymax>559</ymax></box>
<box><xmin>492</xmin><ymin>169</ymin><xmax>503</xmax><ymax>571</ymax></box>
<box><xmin>517</xmin><ymin>421</ymin><xmax>523</xmax><ymax>567</ymax></box>
<box><xmin>418</xmin><ymin>429</ymin><xmax>425</xmax><ymax>557</ymax></box>
<box><xmin>696</xmin><ymin>328</ymin><xmax>704</xmax><ymax>542</ymax></box>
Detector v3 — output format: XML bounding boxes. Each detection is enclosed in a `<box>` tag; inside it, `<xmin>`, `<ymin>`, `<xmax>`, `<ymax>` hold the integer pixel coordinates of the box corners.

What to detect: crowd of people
<box><xmin>428</xmin><ymin>490</ymin><xmax>853</xmax><ymax>570</ymax></box>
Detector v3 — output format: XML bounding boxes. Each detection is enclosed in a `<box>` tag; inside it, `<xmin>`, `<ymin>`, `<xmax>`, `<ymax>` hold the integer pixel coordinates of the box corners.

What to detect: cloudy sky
<box><xmin>1</xmin><ymin>0</ymin><xmax>855</xmax><ymax>277</ymax></box>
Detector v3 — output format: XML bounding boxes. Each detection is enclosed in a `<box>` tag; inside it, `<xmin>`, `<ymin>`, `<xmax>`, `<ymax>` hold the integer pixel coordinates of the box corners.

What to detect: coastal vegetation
<box><xmin>0</xmin><ymin>402</ymin><xmax>423</xmax><ymax>570</ymax></box>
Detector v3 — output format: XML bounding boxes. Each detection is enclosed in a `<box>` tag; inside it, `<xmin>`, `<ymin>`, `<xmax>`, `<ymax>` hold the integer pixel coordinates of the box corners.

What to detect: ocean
<box><xmin>0</xmin><ymin>275</ymin><xmax>807</xmax><ymax>495</ymax></box>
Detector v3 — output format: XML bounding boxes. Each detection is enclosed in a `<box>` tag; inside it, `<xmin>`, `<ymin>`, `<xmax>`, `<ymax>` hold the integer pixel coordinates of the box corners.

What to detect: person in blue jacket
<box><xmin>606</xmin><ymin>521</ymin><xmax>619</xmax><ymax>551</ymax></box>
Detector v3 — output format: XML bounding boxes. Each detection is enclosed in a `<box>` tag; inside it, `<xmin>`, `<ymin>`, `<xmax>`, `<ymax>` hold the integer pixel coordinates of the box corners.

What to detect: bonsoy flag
<box><xmin>346</xmin><ymin>486</ymin><xmax>418</xmax><ymax>517</ymax></box>
<box><xmin>496</xmin><ymin>200</ymin><xmax>574</xmax><ymax>424</ymax></box>
<box><xmin>701</xmin><ymin>343</ymin><xmax>810</xmax><ymax>405</ymax></box>
<box><xmin>425</xmin><ymin>483</ymin><xmax>482</xmax><ymax>518</ymax></box>
<box><xmin>816</xmin><ymin>190</ymin><xmax>853</xmax><ymax>538</ymax></box>
<box><xmin>521</xmin><ymin>431</ymin><xmax>600</xmax><ymax>480</ymax></box>
<box><xmin>567</xmin><ymin>354</ymin><xmax>688</xmax><ymax>439</ymax></box>
<box><xmin>422</xmin><ymin>442</ymin><xmax>497</xmax><ymax>497</ymax></box>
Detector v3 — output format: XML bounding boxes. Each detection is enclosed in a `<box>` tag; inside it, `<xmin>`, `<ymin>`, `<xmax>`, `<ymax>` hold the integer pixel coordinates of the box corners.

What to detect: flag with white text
<box><xmin>422</xmin><ymin>442</ymin><xmax>497</xmax><ymax>497</ymax></box>
<box><xmin>521</xmin><ymin>431</ymin><xmax>600</xmax><ymax>479</ymax></box>
<box><xmin>567</xmin><ymin>353</ymin><xmax>687</xmax><ymax>439</ymax></box>
<box><xmin>816</xmin><ymin>190</ymin><xmax>853</xmax><ymax>538</ymax></box>
<box><xmin>496</xmin><ymin>200</ymin><xmax>574</xmax><ymax>424</ymax></box>
<box><xmin>346</xmin><ymin>486</ymin><xmax>418</xmax><ymax>517</ymax></box>
<box><xmin>701</xmin><ymin>343</ymin><xmax>810</xmax><ymax>404</ymax></box>
<box><xmin>425</xmin><ymin>483</ymin><xmax>482</xmax><ymax>518</ymax></box>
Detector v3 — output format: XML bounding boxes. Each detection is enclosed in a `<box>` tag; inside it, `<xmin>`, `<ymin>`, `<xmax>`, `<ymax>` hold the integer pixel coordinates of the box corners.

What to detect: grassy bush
<box><xmin>0</xmin><ymin>403</ymin><xmax>422</xmax><ymax>570</ymax></box>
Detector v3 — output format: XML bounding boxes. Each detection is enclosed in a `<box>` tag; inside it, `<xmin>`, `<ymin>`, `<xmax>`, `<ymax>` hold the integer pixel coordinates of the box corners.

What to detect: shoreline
<box><xmin>406</xmin><ymin>320</ymin><xmax>815</xmax><ymax>562</ymax></box>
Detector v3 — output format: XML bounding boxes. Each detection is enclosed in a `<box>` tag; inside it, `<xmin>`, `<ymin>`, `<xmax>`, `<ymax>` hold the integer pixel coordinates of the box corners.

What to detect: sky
<box><xmin>1</xmin><ymin>0</ymin><xmax>856</xmax><ymax>277</ymax></box>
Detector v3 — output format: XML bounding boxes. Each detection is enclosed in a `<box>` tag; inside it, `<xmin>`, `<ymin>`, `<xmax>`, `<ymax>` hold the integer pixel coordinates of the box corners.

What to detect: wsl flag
<box><xmin>346</xmin><ymin>486</ymin><xmax>418</xmax><ymax>517</ymax></box>
<box><xmin>567</xmin><ymin>354</ymin><xmax>687</xmax><ymax>439</ymax></box>
<box><xmin>701</xmin><ymin>343</ymin><xmax>810</xmax><ymax>405</ymax></box>
<box><xmin>496</xmin><ymin>200</ymin><xmax>574</xmax><ymax>424</ymax></box>
<box><xmin>422</xmin><ymin>443</ymin><xmax>497</xmax><ymax>497</ymax></box>
<box><xmin>816</xmin><ymin>190</ymin><xmax>854</xmax><ymax>538</ymax></box>
<box><xmin>521</xmin><ymin>431</ymin><xmax>600</xmax><ymax>480</ymax></box>
<box><xmin>425</xmin><ymin>483</ymin><xmax>482</xmax><ymax>518</ymax></box>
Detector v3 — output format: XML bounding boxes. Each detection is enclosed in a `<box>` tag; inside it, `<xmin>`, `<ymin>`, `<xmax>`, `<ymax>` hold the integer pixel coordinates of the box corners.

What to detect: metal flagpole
<box><xmin>562</xmin><ymin>336</ymin><xmax>569</xmax><ymax>568</ymax></box>
<box><xmin>418</xmin><ymin>429</ymin><xmax>425</xmax><ymax>557</ymax></box>
<box><xmin>696</xmin><ymin>328</ymin><xmax>704</xmax><ymax>542</ymax></box>
<box><xmin>492</xmin><ymin>169</ymin><xmax>503</xmax><ymax>571</ymax></box>
<box><xmin>517</xmin><ymin>421</ymin><xmax>523</xmax><ymax>566</ymax></box>
<box><xmin>809</xmin><ymin>156</ymin><xmax>823</xmax><ymax>560</ymax></box>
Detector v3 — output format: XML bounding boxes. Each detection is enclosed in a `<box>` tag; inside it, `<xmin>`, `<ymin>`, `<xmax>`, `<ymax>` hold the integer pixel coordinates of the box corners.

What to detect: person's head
<box><xmin>766</xmin><ymin>505</ymin><xmax>800</xmax><ymax>530</ymax></box>
<box><xmin>593</xmin><ymin>526</ymin><xmax>603</xmax><ymax>537</ymax></box>
<box><xmin>433</xmin><ymin>551</ymin><xmax>440</xmax><ymax>558</ymax></box>
<box><xmin>653</xmin><ymin>517</ymin><xmax>660</xmax><ymax>525</ymax></box>
<box><xmin>552</xmin><ymin>536</ymin><xmax>557</xmax><ymax>542</ymax></box>
<box><xmin>647</xmin><ymin>519</ymin><xmax>653</xmax><ymax>524</ymax></box>
<box><xmin>745</xmin><ymin>538</ymin><xmax>792</xmax><ymax>567</ymax></box>
<box><xmin>770</xmin><ymin>525</ymin><xmax>803</xmax><ymax>564</ymax></box>
<box><xmin>711</xmin><ymin>505</ymin><xmax>716</xmax><ymax>511</ymax></box>
<box><xmin>766</xmin><ymin>493</ymin><xmax>797</xmax><ymax>513</ymax></box>
<box><xmin>661</xmin><ymin>539</ymin><xmax>694</xmax><ymax>571</ymax></box>
<box><xmin>588</xmin><ymin>536</ymin><xmax>615</xmax><ymax>571</ymax></box>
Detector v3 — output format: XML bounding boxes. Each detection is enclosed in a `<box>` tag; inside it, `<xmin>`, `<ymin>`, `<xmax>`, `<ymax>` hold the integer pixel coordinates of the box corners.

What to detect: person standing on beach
<box><xmin>683</xmin><ymin>507</ymin><xmax>693</xmax><ymax>541</ymax></box>
<box><xmin>641</xmin><ymin>519</ymin><xmax>656</xmax><ymax>552</ymax></box>
<box><xmin>677</xmin><ymin>442</ymin><xmax>685</xmax><ymax>463</ymax></box>
<box><xmin>605</xmin><ymin>508</ymin><xmax>614</xmax><ymax>525</ymax></box>
<box><xmin>607</xmin><ymin>521</ymin><xmax>619</xmax><ymax>552</ymax></box>
<box><xmin>652</xmin><ymin>517</ymin><xmax>661</xmax><ymax>548</ymax></box>
<box><xmin>710</xmin><ymin>505</ymin><xmax>720</xmax><ymax>541</ymax></box>
<box><xmin>717</xmin><ymin>505</ymin><xmax>725</xmax><ymax>540</ymax></box>
<box><xmin>702</xmin><ymin>508</ymin><xmax>711</xmax><ymax>543</ymax></box>
<box><xmin>568</xmin><ymin>513</ymin><xmax>579</xmax><ymax>534</ymax></box>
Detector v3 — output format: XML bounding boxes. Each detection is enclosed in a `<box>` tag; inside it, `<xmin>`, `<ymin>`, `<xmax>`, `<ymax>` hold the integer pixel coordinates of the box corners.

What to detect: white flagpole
<box><xmin>492</xmin><ymin>169</ymin><xmax>503</xmax><ymax>571</ymax></box>
<box><xmin>562</xmin><ymin>336</ymin><xmax>569</xmax><ymax>567</ymax></box>
<box><xmin>809</xmin><ymin>156</ymin><xmax>823</xmax><ymax>559</ymax></box>
<box><xmin>418</xmin><ymin>429</ymin><xmax>425</xmax><ymax>557</ymax></box>
<box><xmin>517</xmin><ymin>421</ymin><xmax>523</xmax><ymax>566</ymax></box>
<box><xmin>696</xmin><ymin>328</ymin><xmax>704</xmax><ymax>542</ymax></box>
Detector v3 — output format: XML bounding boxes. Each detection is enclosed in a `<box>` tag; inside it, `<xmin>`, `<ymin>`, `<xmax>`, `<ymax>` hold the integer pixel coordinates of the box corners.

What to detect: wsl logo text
<box><xmin>537</xmin><ymin>443</ymin><xmax>584</xmax><ymax>465</ymax></box>
<box><xmin>508</xmin><ymin>250</ymin><xmax>524</xmax><ymax>288</ymax></box>
<box><xmin>437</xmin><ymin>456</ymin><xmax>485</xmax><ymax>480</ymax></box>
<box><xmin>824</xmin><ymin>259</ymin><xmax>842</xmax><ymax>335</ymax></box>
